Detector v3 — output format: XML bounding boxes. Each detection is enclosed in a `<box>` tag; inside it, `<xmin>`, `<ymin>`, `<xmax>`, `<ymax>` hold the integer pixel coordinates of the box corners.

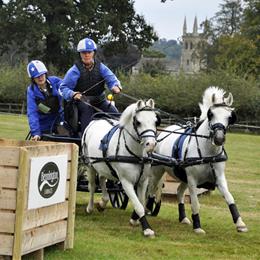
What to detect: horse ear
<box><xmin>207</xmin><ymin>108</ymin><xmax>213</xmax><ymax>121</ymax></box>
<box><xmin>224</xmin><ymin>93</ymin><xmax>233</xmax><ymax>106</ymax></box>
<box><xmin>136</xmin><ymin>100</ymin><xmax>145</xmax><ymax>110</ymax></box>
<box><xmin>146</xmin><ymin>99</ymin><xmax>155</xmax><ymax>109</ymax></box>
<box><xmin>229</xmin><ymin>111</ymin><xmax>237</xmax><ymax>125</ymax></box>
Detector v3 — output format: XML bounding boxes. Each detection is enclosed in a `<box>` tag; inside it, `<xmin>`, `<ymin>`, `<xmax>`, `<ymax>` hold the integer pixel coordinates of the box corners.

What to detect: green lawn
<box><xmin>0</xmin><ymin>113</ymin><xmax>259</xmax><ymax>259</ymax></box>
<box><xmin>0</xmin><ymin>113</ymin><xmax>29</xmax><ymax>140</ymax></box>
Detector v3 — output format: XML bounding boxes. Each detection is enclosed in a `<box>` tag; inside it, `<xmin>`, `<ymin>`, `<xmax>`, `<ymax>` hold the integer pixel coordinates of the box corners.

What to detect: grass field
<box><xmin>0</xmin><ymin>114</ymin><xmax>259</xmax><ymax>259</ymax></box>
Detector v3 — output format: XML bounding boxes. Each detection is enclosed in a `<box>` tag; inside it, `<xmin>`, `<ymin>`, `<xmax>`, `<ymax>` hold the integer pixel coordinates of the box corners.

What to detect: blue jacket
<box><xmin>60</xmin><ymin>62</ymin><xmax>121</xmax><ymax>101</ymax></box>
<box><xmin>27</xmin><ymin>76</ymin><xmax>63</xmax><ymax>136</ymax></box>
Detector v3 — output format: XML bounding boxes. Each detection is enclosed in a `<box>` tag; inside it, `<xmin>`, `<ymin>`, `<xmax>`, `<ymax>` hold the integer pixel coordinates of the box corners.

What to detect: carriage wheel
<box><xmin>107</xmin><ymin>180</ymin><xmax>129</xmax><ymax>209</ymax></box>
<box><xmin>108</xmin><ymin>190</ymin><xmax>129</xmax><ymax>209</ymax></box>
<box><xmin>146</xmin><ymin>196</ymin><xmax>161</xmax><ymax>216</ymax></box>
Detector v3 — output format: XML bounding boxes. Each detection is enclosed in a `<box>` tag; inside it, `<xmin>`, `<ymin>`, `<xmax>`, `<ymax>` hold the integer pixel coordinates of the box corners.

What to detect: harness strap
<box><xmin>178</xmin><ymin>148</ymin><xmax>228</xmax><ymax>167</ymax></box>
<box><xmin>195</xmin><ymin>130</ymin><xmax>202</xmax><ymax>159</ymax></box>
<box><xmin>100</xmin><ymin>125</ymin><xmax>120</xmax><ymax>179</ymax></box>
<box><xmin>122</xmin><ymin>131</ymin><xmax>145</xmax><ymax>187</ymax></box>
<box><xmin>123</xmin><ymin>131</ymin><xmax>141</xmax><ymax>159</ymax></box>
<box><xmin>172</xmin><ymin>128</ymin><xmax>193</xmax><ymax>160</ymax></box>
<box><xmin>88</xmin><ymin>155</ymin><xmax>152</xmax><ymax>164</ymax></box>
<box><xmin>183</xmin><ymin>134</ymin><xmax>192</xmax><ymax>160</ymax></box>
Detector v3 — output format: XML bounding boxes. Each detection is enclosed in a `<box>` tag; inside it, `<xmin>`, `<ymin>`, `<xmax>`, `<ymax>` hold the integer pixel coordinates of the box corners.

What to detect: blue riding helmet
<box><xmin>27</xmin><ymin>60</ymin><xmax>48</xmax><ymax>79</ymax></box>
<box><xmin>77</xmin><ymin>38</ymin><xmax>97</xmax><ymax>52</ymax></box>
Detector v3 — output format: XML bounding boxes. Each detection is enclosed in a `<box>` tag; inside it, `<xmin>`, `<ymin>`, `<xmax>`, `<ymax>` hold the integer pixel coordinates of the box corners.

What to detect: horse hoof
<box><xmin>95</xmin><ymin>202</ymin><xmax>105</xmax><ymax>212</ymax></box>
<box><xmin>237</xmin><ymin>226</ymin><xmax>248</xmax><ymax>232</ymax></box>
<box><xmin>144</xmin><ymin>228</ymin><xmax>155</xmax><ymax>238</ymax></box>
<box><xmin>85</xmin><ymin>207</ymin><xmax>93</xmax><ymax>214</ymax></box>
<box><xmin>236</xmin><ymin>217</ymin><xmax>248</xmax><ymax>232</ymax></box>
<box><xmin>194</xmin><ymin>228</ymin><xmax>206</xmax><ymax>234</ymax></box>
<box><xmin>130</xmin><ymin>218</ymin><xmax>140</xmax><ymax>226</ymax></box>
<box><xmin>180</xmin><ymin>217</ymin><xmax>191</xmax><ymax>225</ymax></box>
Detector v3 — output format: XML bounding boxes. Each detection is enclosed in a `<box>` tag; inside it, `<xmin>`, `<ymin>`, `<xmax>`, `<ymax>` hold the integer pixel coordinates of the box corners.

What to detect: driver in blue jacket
<box><xmin>60</xmin><ymin>37</ymin><xmax>121</xmax><ymax>133</ymax></box>
<box><xmin>26</xmin><ymin>60</ymin><xmax>63</xmax><ymax>141</ymax></box>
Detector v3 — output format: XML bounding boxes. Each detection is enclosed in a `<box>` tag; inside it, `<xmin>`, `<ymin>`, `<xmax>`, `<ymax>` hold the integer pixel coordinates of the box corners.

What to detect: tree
<box><xmin>241</xmin><ymin>0</ymin><xmax>260</xmax><ymax>55</ymax></box>
<box><xmin>0</xmin><ymin>0</ymin><xmax>157</xmax><ymax>71</ymax></box>
<box><xmin>210</xmin><ymin>0</ymin><xmax>243</xmax><ymax>36</ymax></box>
<box><xmin>198</xmin><ymin>18</ymin><xmax>219</xmax><ymax>71</ymax></box>
<box><xmin>212</xmin><ymin>34</ymin><xmax>260</xmax><ymax>78</ymax></box>
<box><xmin>99</xmin><ymin>44</ymin><xmax>142</xmax><ymax>72</ymax></box>
<box><xmin>197</xmin><ymin>0</ymin><xmax>260</xmax><ymax>77</ymax></box>
<box><xmin>150</xmin><ymin>39</ymin><xmax>181</xmax><ymax>60</ymax></box>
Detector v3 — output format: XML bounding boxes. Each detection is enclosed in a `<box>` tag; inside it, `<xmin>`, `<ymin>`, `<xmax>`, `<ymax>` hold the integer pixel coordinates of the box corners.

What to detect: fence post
<box><xmin>21</xmin><ymin>101</ymin><xmax>25</xmax><ymax>114</ymax></box>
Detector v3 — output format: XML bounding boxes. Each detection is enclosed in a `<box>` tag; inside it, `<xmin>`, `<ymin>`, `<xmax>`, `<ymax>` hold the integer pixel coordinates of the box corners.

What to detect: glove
<box><xmin>32</xmin><ymin>135</ymin><xmax>41</xmax><ymax>141</ymax></box>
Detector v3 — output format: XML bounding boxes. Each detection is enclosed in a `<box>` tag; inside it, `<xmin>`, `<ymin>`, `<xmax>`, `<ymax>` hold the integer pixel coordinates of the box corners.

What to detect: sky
<box><xmin>133</xmin><ymin>0</ymin><xmax>225</xmax><ymax>40</ymax></box>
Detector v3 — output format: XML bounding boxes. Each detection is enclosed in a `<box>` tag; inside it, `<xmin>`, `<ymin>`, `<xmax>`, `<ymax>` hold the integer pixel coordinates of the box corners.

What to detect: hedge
<box><xmin>0</xmin><ymin>63</ymin><xmax>259</xmax><ymax>122</ymax></box>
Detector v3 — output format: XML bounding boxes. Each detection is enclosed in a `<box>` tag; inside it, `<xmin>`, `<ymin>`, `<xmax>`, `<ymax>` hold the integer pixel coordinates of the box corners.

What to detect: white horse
<box><xmin>147</xmin><ymin>87</ymin><xmax>248</xmax><ymax>234</ymax></box>
<box><xmin>82</xmin><ymin>99</ymin><xmax>159</xmax><ymax>237</ymax></box>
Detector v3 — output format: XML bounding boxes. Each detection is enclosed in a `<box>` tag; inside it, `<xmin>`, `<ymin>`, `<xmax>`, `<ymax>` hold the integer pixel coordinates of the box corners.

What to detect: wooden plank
<box><xmin>0</xmin><ymin>166</ymin><xmax>18</xmax><ymax>189</ymax></box>
<box><xmin>0</xmin><ymin>234</ymin><xmax>13</xmax><ymax>256</ymax></box>
<box><xmin>21</xmin><ymin>221</ymin><xmax>67</xmax><ymax>255</ymax></box>
<box><xmin>0</xmin><ymin>139</ymin><xmax>52</xmax><ymax>147</ymax></box>
<box><xmin>65</xmin><ymin>181</ymin><xmax>70</xmax><ymax>199</ymax></box>
<box><xmin>0</xmin><ymin>212</ymin><xmax>15</xmax><ymax>233</ymax></box>
<box><xmin>65</xmin><ymin>144</ymin><xmax>78</xmax><ymax>249</ymax></box>
<box><xmin>26</xmin><ymin>143</ymin><xmax>72</xmax><ymax>161</ymax></box>
<box><xmin>23</xmin><ymin>202</ymin><xmax>68</xmax><ymax>230</ymax></box>
<box><xmin>0</xmin><ymin>147</ymin><xmax>20</xmax><ymax>167</ymax></box>
<box><xmin>66</xmin><ymin>162</ymin><xmax>71</xmax><ymax>180</ymax></box>
<box><xmin>0</xmin><ymin>189</ymin><xmax>16</xmax><ymax>210</ymax></box>
<box><xmin>13</xmin><ymin>148</ymin><xmax>29</xmax><ymax>260</ymax></box>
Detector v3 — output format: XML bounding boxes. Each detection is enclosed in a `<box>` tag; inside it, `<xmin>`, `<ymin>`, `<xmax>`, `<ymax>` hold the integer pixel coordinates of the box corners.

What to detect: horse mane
<box><xmin>199</xmin><ymin>86</ymin><xmax>233</xmax><ymax>121</ymax></box>
<box><xmin>119</xmin><ymin>103</ymin><xmax>137</xmax><ymax>127</ymax></box>
<box><xmin>119</xmin><ymin>99</ymin><xmax>155</xmax><ymax>127</ymax></box>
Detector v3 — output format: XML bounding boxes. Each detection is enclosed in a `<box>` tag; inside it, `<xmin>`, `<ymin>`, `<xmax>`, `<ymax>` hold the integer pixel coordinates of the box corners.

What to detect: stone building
<box><xmin>132</xmin><ymin>16</ymin><xmax>205</xmax><ymax>74</ymax></box>
<box><xmin>180</xmin><ymin>16</ymin><xmax>204</xmax><ymax>74</ymax></box>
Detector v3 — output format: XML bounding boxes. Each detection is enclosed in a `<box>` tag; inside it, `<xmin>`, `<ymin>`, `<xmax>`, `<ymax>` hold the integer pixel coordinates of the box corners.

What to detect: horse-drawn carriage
<box><xmin>27</xmin><ymin>87</ymin><xmax>248</xmax><ymax>237</ymax></box>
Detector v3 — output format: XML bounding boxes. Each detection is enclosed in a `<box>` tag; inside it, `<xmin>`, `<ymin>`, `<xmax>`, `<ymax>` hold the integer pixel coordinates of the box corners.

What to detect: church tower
<box><xmin>180</xmin><ymin>16</ymin><xmax>202</xmax><ymax>73</ymax></box>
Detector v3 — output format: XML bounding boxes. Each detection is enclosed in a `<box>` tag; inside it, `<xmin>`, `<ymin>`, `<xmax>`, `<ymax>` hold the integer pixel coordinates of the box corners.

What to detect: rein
<box><xmin>156</xmin><ymin>127</ymin><xmax>210</xmax><ymax>141</ymax></box>
<box><xmin>150</xmin><ymin>148</ymin><xmax>227</xmax><ymax>167</ymax></box>
<box><xmin>79</xmin><ymin>99</ymin><xmax>120</xmax><ymax>121</ymax></box>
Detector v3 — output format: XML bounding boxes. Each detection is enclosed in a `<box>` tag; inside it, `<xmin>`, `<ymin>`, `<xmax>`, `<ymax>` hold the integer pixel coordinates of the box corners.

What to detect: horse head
<box><xmin>119</xmin><ymin>99</ymin><xmax>158</xmax><ymax>153</ymax></box>
<box><xmin>200</xmin><ymin>87</ymin><xmax>237</xmax><ymax>146</ymax></box>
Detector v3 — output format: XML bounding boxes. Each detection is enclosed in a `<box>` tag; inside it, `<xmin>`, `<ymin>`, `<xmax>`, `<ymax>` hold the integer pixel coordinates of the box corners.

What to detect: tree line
<box><xmin>199</xmin><ymin>0</ymin><xmax>260</xmax><ymax>79</ymax></box>
<box><xmin>0</xmin><ymin>0</ymin><xmax>158</xmax><ymax>71</ymax></box>
<box><xmin>0</xmin><ymin>0</ymin><xmax>259</xmax><ymax>78</ymax></box>
<box><xmin>0</xmin><ymin>0</ymin><xmax>259</xmax><ymax>122</ymax></box>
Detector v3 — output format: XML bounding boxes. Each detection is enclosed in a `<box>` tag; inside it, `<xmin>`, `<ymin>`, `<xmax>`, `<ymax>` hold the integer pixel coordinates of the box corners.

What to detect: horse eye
<box><xmin>135</xmin><ymin>120</ymin><xmax>141</xmax><ymax>127</ymax></box>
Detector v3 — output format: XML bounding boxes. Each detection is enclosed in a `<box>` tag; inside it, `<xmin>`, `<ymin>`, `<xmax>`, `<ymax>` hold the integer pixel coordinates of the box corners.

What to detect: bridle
<box><xmin>207</xmin><ymin>103</ymin><xmax>236</xmax><ymax>140</ymax></box>
<box><xmin>128</xmin><ymin>106</ymin><xmax>158</xmax><ymax>144</ymax></box>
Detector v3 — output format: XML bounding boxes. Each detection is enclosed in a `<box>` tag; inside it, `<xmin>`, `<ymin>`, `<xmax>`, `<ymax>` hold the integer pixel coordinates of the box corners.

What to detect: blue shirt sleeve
<box><xmin>27</xmin><ymin>86</ymin><xmax>41</xmax><ymax>136</ymax></box>
<box><xmin>100</xmin><ymin>63</ymin><xmax>121</xmax><ymax>90</ymax></box>
<box><xmin>59</xmin><ymin>65</ymin><xmax>81</xmax><ymax>100</ymax></box>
